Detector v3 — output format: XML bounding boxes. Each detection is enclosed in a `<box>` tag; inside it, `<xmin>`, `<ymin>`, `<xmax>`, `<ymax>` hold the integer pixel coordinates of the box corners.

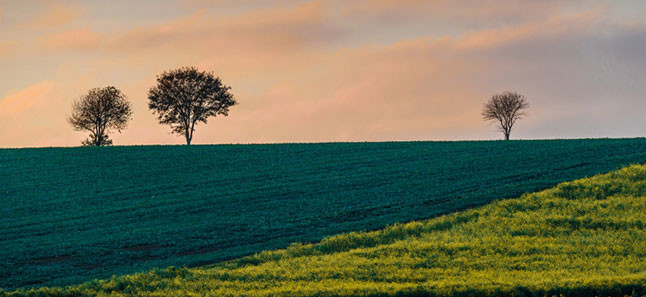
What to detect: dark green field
<box><xmin>5</xmin><ymin>163</ymin><xmax>645</xmax><ymax>297</ymax></box>
<box><xmin>1</xmin><ymin>138</ymin><xmax>646</xmax><ymax>290</ymax></box>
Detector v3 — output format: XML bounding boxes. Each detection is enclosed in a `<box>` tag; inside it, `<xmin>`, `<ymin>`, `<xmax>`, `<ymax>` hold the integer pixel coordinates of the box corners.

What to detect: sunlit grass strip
<box><xmin>4</xmin><ymin>165</ymin><xmax>646</xmax><ymax>297</ymax></box>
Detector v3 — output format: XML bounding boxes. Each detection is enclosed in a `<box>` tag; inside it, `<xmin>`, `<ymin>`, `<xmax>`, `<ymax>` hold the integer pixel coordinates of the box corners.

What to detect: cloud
<box><xmin>455</xmin><ymin>10</ymin><xmax>598</xmax><ymax>50</ymax></box>
<box><xmin>2</xmin><ymin>1</ymin><xmax>646</xmax><ymax>147</ymax></box>
<box><xmin>190</xmin><ymin>8</ymin><xmax>645</xmax><ymax>143</ymax></box>
<box><xmin>109</xmin><ymin>1</ymin><xmax>339</xmax><ymax>54</ymax></box>
<box><xmin>0</xmin><ymin>77</ymin><xmax>91</xmax><ymax>148</ymax></box>
<box><xmin>0</xmin><ymin>80</ymin><xmax>55</xmax><ymax>116</ymax></box>
<box><xmin>211</xmin><ymin>37</ymin><xmax>485</xmax><ymax>142</ymax></box>
<box><xmin>0</xmin><ymin>41</ymin><xmax>16</xmax><ymax>55</ymax></box>
<box><xmin>27</xmin><ymin>2</ymin><xmax>82</xmax><ymax>28</ymax></box>
<box><xmin>332</xmin><ymin>0</ymin><xmax>570</xmax><ymax>26</ymax></box>
<box><xmin>38</xmin><ymin>27</ymin><xmax>104</xmax><ymax>50</ymax></box>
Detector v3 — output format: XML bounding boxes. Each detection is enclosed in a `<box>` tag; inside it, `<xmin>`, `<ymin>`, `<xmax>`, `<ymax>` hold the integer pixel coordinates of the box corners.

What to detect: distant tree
<box><xmin>148</xmin><ymin>67</ymin><xmax>237</xmax><ymax>145</ymax></box>
<box><xmin>482</xmin><ymin>91</ymin><xmax>529</xmax><ymax>140</ymax></box>
<box><xmin>68</xmin><ymin>86</ymin><xmax>133</xmax><ymax>146</ymax></box>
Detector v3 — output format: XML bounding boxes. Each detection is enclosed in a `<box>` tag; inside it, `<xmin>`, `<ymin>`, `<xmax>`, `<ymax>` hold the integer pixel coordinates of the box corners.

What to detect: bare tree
<box><xmin>68</xmin><ymin>86</ymin><xmax>133</xmax><ymax>146</ymax></box>
<box><xmin>148</xmin><ymin>67</ymin><xmax>236</xmax><ymax>145</ymax></box>
<box><xmin>482</xmin><ymin>91</ymin><xmax>529</xmax><ymax>140</ymax></box>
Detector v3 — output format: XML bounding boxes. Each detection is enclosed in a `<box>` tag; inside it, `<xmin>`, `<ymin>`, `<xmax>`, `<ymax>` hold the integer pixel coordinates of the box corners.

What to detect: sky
<box><xmin>0</xmin><ymin>0</ymin><xmax>644</xmax><ymax>147</ymax></box>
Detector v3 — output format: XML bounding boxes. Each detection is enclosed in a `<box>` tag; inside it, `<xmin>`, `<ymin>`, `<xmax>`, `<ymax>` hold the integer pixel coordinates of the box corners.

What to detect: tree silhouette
<box><xmin>148</xmin><ymin>67</ymin><xmax>236</xmax><ymax>145</ymax></box>
<box><xmin>482</xmin><ymin>91</ymin><xmax>529</xmax><ymax>140</ymax></box>
<box><xmin>68</xmin><ymin>86</ymin><xmax>133</xmax><ymax>146</ymax></box>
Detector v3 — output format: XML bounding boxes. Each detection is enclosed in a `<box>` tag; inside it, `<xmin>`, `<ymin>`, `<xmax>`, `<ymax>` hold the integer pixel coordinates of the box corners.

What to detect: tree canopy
<box><xmin>482</xmin><ymin>91</ymin><xmax>529</xmax><ymax>140</ymax></box>
<box><xmin>68</xmin><ymin>86</ymin><xmax>133</xmax><ymax>146</ymax></box>
<box><xmin>148</xmin><ymin>67</ymin><xmax>236</xmax><ymax>145</ymax></box>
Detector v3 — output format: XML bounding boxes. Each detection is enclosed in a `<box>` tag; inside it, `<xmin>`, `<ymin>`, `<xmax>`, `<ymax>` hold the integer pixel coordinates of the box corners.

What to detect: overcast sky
<box><xmin>0</xmin><ymin>0</ymin><xmax>644</xmax><ymax>147</ymax></box>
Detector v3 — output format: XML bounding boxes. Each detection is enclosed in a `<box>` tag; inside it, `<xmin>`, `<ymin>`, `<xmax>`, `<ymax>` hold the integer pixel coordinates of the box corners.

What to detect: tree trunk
<box><xmin>504</xmin><ymin>133</ymin><xmax>510</xmax><ymax>141</ymax></box>
<box><xmin>95</xmin><ymin>131</ymin><xmax>103</xmax><ymax>146</ymax></box>
<box><xmin>185</xmin><ymin>130</ymin><xmax>191</xmax><ymax>145</ymax></box>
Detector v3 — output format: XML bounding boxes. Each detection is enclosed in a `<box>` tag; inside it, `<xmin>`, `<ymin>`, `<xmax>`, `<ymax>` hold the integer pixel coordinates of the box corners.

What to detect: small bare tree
<box><xmin>482</xmin><ymin>91</ymin><xmax>529</xmax><ymax>140</ymax></box>
<box><xmin>68</xmin><ymin>86</ymin><xmax>133</xmax><ymax>146</ymax></box>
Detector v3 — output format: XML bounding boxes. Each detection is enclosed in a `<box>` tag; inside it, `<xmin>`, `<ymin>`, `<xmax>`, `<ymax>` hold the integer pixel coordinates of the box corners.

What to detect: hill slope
<box><xmin>4</xmin><ymin>163</ymin><xmax>646</xmax><ymax>296</ymax></box>
<box><xmin>1</xmin><ymin>139</ymin><xmax>646</xmax><ymax>289</ymax></box>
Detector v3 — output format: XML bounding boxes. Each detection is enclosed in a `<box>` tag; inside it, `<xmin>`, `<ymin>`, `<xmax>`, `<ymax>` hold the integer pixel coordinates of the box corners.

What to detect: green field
<box><xmin>1</xmin><ymin>139</ymin><xmax>646</xmax><ymax>290</ymax></box>
<box><xmin>3</xmin><ymin>157</ymin><xmax>646</xmax><ymax>296</ymax></box>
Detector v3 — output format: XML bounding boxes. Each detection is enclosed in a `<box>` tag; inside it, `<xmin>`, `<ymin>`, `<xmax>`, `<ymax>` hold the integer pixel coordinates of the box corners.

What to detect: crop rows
<box><xmin>1</xmin><ymin>139</ymin><xmax>646</xmax><ymax>289</ymax></box>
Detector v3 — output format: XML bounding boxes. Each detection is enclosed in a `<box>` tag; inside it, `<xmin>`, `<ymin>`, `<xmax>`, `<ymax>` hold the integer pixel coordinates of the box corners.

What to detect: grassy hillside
<box><xmin>3</xmin><ymin>163</ymin><xmax>646</xmax><ymax>297</ymax></box>
<box><xmin>1</xmin><ymin>139</ymin><xmax>646</xmax><ymax>289</ymax></box>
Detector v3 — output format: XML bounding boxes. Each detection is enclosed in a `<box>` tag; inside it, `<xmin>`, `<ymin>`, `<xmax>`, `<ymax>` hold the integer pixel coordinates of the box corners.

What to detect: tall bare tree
<box><xmin>68</xmin><ymin>86</ymin><xmax>133</xmax><ymax>146</ymax></box>
<box><xmin>148</xmin><ymin>67</ymin><xmax>236</xmax><ymax>145</ymax></box>
<box><xmin>482</xmin><ymin>91</ymin><xmax>529</xmax><ymax>140</ymax></box>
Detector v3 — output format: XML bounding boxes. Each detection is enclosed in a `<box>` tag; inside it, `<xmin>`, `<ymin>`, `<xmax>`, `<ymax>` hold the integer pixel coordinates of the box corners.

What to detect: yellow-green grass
<box><xmin>4</xmin><ymin>164</ymin><xmax>646</xmax><ymax>297</ymax></box>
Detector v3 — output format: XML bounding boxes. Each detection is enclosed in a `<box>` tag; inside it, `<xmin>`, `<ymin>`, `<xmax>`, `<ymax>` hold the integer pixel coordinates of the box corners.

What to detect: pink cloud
<box><xmin>0</xmin><ymin>80</ymin><xmax>55</xmax><ymax>116</ymax></box>
<box><xmin>1</xmin><ymin>1</ymin><xmax>644</xmax><ymax>147</ymax></box>
<box><xmin>0</xmin><ymin>77</ymin><xmax>93</xmax><ymax>147</ymax></box>
<box><xmin>38</xmin><ymin>28</ymin><xmax>104</xmax><ymax>50</ymax></box>
<box><xmin>0</xmin><ymin>40</ymin><xmax>16</xmax><ymax>55</ymax></box>
<box><xmin>455</xmin><ymin>10</ymin><xmax>599</xmax><ymax>50</ymax></box>
<box><xmin>109</xmin><ymin>1</ymin><xmax>334</xmax><ymax>55</ymax></box>
<box><xmin>27</xmin><ymin>2</ymin><xmax>82</xmax><ymax>28</ymax></box>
